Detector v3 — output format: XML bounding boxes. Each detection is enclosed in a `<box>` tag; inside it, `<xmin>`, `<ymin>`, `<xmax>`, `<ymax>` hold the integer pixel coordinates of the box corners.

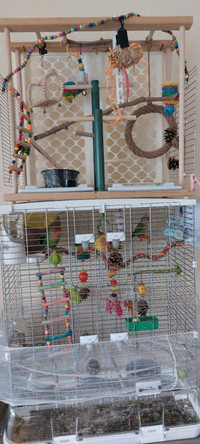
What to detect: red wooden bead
<box><xmin>110</xmin><ymin>280</ymin><xmax>117</xmax><ymax>286</ymax></box>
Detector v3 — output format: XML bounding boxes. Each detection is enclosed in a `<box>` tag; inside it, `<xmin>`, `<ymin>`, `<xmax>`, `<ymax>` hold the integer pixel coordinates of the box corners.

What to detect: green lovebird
<box><xmin>132</xmin><ymin>216</ymin><xmax>150</xmax><ymax>243</ymax></box>
<box><xmin>42</xmin><ymin>227</ymin><xmax>61</xmax><ymax>251</ymax></box>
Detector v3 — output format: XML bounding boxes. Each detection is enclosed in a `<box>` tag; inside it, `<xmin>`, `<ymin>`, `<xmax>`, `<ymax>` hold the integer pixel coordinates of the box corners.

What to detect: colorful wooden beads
<box><xmin>136</xmin><ymin>282</ymin><xmax>147</xmax><ymax>295</ymax></box>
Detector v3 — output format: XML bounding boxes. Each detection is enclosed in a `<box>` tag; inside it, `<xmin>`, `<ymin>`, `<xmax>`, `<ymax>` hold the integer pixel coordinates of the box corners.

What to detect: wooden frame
<box><xmin>4</xmin><ymin>189</ymin><xmax>194</xmax><ymax>203</ymax></box>
<box><xmin>10</xmin><ymin>39</ymin><xmax>174</xmax><ymax>54</ymax></box>
<box><xmin>0</xmin><ymin>16</ymin><xmax>193</xmax><ymax>32</ymax></box>
<box><xmin>1</xmin><ymin>15</ymin><xmax>194</xmax><ymax>201</ymax></box>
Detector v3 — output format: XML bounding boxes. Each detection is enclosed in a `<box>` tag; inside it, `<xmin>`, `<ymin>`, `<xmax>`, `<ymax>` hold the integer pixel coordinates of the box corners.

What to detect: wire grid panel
<box><xmin>0</xmin><ymin>75</ymin><xmax>22</xmax><ymax>187</ymax></box>
<box><xmin>0</xmin><ymin>331</ymin><xmax>197</xmax><ymax>406</ymax></box>
<box><xmin>0</xmin><ymin>75</ymin><xmax>12</xmax><ymax>186</ymax></box>
<box><xmin>169</xmin><ymin>66</ymin><xmax>197</xmax><ymax>180</ymax></box>
<box><xmin>0</xmin><ymin>202</ymin><xmax>196</xmax><ymax>349</ymax></box>
<box><xmin>25</xmin><ymin>52</ymin><xmax>163</xmax><ymax>187</ymax></box>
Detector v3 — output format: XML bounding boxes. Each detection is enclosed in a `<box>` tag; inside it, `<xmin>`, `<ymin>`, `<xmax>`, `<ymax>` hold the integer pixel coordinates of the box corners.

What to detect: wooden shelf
<box><xmin>10</xmin><ymin>39</ymin><xmax>174</xmax><ymax>53</ymax></box>
<box><xmin>0</xmin><ymin>16</ymin><xmax>193</xmax><ymax>33</ymax></box>
<box><xmin>4</xmin><ymin>189</ymin><xmax>195</xmax><ymax>203</ymax></box>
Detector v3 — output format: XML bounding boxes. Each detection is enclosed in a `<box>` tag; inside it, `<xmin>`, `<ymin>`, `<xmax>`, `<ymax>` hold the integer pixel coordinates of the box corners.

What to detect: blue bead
<box><xmin>38</xmin><ymin>276</ymin><xmax>42</xmax><ymax>280</ymax></box>
<box><xmin>164</xmin><ymin>105</ymin><xmax>175</xmax><ymax>116</ymax></box>
<box><xmin>62</xmin><ymin>31</ymin><xmax>66</xmax><ymax>36</ymax></box>
<box><xmin>74</xmin><ymin>27</ymin><xmax>77</xmax><ymax>31</ymax></box>
<box><xmin>12</xmin><ymin>160</ymin><xmax>15</xmax><ymax>164</ymax></box>
<box><xmin>101</xmin><ymin>20</ymin><xmax>104</xmax><ymax>24</ymax></box>
<box><xmin>80</xmin><ymin>68</ymin><xmax>84</xmax><ymax>71</ymax></box>
<box><xmin>111</xmin><ymin>293</ymin><xmax>117</xmax><ymax>297</ymax></box>
<box><xmin>89</xmin><ymin>23</ymin><xmax>92</xmax><ymax>27</ymax></box>
<box><xmin>51</xmin><ymin>36</ymin><xmax>54</xmax><ymax>39</ymax></box>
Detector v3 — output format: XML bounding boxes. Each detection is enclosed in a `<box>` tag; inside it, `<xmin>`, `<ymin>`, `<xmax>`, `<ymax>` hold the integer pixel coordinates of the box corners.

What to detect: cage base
<box><xmin>3</xmin><ymin>394</ymin><xmax>200</xmax><ymax>444</ymax></box>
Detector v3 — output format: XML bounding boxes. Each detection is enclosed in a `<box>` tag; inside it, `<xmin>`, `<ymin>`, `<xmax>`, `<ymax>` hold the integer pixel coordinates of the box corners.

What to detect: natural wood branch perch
<box><xmin>34</xmin><ymin>94</ymin><xmax>178</xmax><ymax>141</ymax></box>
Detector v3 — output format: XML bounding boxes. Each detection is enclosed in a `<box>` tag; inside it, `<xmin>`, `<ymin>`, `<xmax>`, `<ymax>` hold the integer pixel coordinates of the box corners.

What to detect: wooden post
<box><xmin>4</xmin><ymin>27</ymin><xmax>18</xmax><ymax>193</ymax></box>
<box><xmin>15</xmin><ymin>49</ymin><xmax>27</xmax><ymax>189</ymax></box>
<box><xmin>179</xmin><ymin>26</ymin><xmax>185</xmax><ymax>187</ymax></box>
<box><xmin>163</xmin><ymin>47</ymin><xmax>172</xmax><ymax>183</ymax></box>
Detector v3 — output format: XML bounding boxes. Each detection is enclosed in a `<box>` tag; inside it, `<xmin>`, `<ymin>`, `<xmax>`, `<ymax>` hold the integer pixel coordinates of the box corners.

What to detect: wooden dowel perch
<box><xmin>59</xmin><ymin>115</ymin><xmax>137</xmax><ymax>123</ymax></box>
<box><xmin>75</xmin><ymin>130</ymin><xmax>94</xmax><ymax>138</ymax></box>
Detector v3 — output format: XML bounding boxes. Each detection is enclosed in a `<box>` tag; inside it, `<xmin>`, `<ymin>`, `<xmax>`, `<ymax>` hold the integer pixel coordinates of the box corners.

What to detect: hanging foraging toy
<box><xmin>167</xmin><ymin>156</ymin><xmax>179</xmax><ymax>171</ymax></box>
<box><xmin>78</xmin><ymin>271</ymin><xmax>88</xmax><ymax>282</ymax></box>
<box><xmin>106</xmin><ymin>278</ymin><xmax>123</xmax><ymax>317</ymax></box>
<box><xmin>136</xmin><ymin>282</ymin><xmax>147</xmax><ymax>296</ymax></box>
<box><xmin>162</xmin><ymin>82</ymin><xmax>179</xmax><ymax>116</ymax></box>
<box><xmin>106</xmin><ymin>298</ymin><xmax>123</xmax><ymax>317</ymax></box>
<box><xmin>124</xmin><ymin>300</ymin><xmax>134</xmax><ymax>318</ymax></box>
<box><xmin>108</xmin><ymin>251</ymin><xmax>123</xmax><ymax>268</ymax></box>
<box><xmin>107</xmin><ymin>16</ymin><xmax>143</xmax><ymax>70</ymax></box>
<box><xmin>63</xmin><ymin>51</ymin><xmax>88</xmax><ymax>103</ymax></box>
<box><xmin>137</xmin><ymin>299</ymin><xmax>149</xmax><ymax>317</ymax></box>
<box><xmin>105</xmin><ymin>16</ymin><xmax>146</xmax><ymax>125</ymax></box>
<box><xmin>132</xmin><ymin>216</ymin><xmax>150</xmax><ymax>243</ymax></box>
<box><xmin>78</xmin><ymin>287</ymin><xmax>90</xmax><ymax>300</ymax></box>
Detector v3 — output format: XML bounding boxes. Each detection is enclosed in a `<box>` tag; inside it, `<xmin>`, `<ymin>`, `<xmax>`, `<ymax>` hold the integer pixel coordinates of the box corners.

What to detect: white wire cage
<box><xmin>0</xmin><ymin>200</ymin><xmax>197</xmax><ymax>387</ymax></box>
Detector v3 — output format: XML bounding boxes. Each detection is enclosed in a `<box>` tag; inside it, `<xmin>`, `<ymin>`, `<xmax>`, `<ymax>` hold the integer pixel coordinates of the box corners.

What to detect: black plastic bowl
<box><xmin>41</xmin><ymin>169</ymin><xmax>79</xmax><ymax>188</ymax></box>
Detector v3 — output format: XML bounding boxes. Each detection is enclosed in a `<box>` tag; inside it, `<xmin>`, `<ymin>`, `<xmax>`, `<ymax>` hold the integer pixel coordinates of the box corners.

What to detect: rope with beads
<box><xmin>1</xmin><ymin>13</ymin><xmax>189</xmax><ymax>95</ymax></box>
<box><xmin>46</xmin><ymin>240</ymin><xmax>185</xmax><ymax>272</ymax></box>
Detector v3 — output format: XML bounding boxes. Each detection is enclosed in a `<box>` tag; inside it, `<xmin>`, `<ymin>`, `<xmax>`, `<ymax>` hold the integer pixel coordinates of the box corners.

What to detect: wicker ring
<box><xmin>125</xmin><ymin>103</ymin><xmax>178</xmax><ymax>159</ymax></box>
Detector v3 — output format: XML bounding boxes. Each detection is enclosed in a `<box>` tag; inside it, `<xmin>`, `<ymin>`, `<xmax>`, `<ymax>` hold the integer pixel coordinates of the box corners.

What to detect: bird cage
<box><xmin>0</xmin><ymin>197</ymin><xmax>200</xmax><ymax>443</ymax></box>
<box><xmin>0</xmin><ymin>13</ymin><xmax>199</xmax><ymax>444</ymax></box>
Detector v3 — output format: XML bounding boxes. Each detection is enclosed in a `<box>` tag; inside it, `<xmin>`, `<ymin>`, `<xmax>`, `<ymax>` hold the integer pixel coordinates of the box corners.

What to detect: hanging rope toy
<box><xmin>27</xmin><ymin>69</ymin><xmax>63</xmax><ymax>110</ymax></box>
<box><xmin>162</xmin><ymin>81</ymin><xmax>179</xmax><ymax>115</ymax></box>
<box><xmin>105</xmin><ymin>41</ymin><xmax>146</xmax><ymax>124</ymax></box>
<box><xmin>125</xmin><ymin>103</ymin><xmax>178</xmax><ymax>159</ymax></box>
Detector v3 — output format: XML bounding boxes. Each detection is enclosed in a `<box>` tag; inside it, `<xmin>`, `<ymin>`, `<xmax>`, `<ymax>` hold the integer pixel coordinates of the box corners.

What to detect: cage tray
<box><xmin>125</xmin><ymin>316</ymin><xmax>159</xmax><ymax>331</ymax></box>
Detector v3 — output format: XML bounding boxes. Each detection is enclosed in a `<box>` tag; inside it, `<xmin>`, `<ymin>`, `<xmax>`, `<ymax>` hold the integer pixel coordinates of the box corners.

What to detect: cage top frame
<box><xmin>0</xmin><ymin>198</ymin><xmax>196</xmax><ymax>215</ymax></box>
<box><xmin>0</xmin><ymin>16</ymin><xmax>193</xmax><ymax>33</ymax></box>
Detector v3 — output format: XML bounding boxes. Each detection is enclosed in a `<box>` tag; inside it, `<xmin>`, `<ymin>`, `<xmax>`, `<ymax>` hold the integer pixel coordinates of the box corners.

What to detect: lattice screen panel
<box><xmin>26</xmin><ymin>52</ymin><xmax>163</xmax><ymax>187</ymax></box>
<box><xmin>103</xmin><ymin>53</ymin><xmax>163</xmax><ymax>185</ymax></box>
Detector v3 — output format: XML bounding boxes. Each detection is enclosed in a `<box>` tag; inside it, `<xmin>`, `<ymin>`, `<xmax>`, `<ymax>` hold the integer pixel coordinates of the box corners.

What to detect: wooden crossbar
<box><xmin>42</xmin><ymin>315</ymin><xmax>67</xmax><ymax>325</ymax></box>
<box><xmin>42</xmin><ymin>297</ymin><xmax>68</xmax><ymax>307</ymax></box>
<box><xmin>44</xmin><ymin>330</ymin><xmax>72</xmax><ymax>342</ymax></box>
<box><xmin>36</xmin><ymin>267</ymin><xmax>65</xmax><ymax>276</ymax></box>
